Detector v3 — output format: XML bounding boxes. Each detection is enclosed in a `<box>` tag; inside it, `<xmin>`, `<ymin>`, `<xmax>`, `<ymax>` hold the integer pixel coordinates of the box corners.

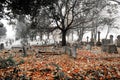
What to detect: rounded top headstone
<box><xmin>110</xmin><ymin>35</ymin><xmax>113</xmax><ymax>38</ymax></box>
<box><xmin>117</xmin><ymin>35</ymin><xmax>120</xmax><ymax>40</ymax></box>
<box><xmin>98</xmin><ymin>31</ymin><xmax>101</xmax><ymax>33</ymax></box>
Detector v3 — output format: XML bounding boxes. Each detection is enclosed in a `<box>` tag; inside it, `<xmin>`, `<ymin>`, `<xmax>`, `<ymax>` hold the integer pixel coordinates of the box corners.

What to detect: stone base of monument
<box><xmin>102</xmin><ymin>44</ymin><xmax>118</xmax><ymax>53</ymax></box>
<box><xmin>96</xmin><ymin>42</ymin><xmax>102</xmax><ymax>46</ymax></box>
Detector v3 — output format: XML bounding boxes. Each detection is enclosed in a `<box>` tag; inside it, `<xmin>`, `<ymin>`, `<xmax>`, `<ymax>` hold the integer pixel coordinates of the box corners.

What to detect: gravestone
<box><xmin>102</xmin><ymin>39</ymin><xmax>110</xmax><ymax>45</ymax></box>
<box><xmin>87</xmin><ymin>36</ymin><xmax>89</xmax><ymax>44</ymax></box>
<box><xmin>65</xmin><ymin>47</ymin><xmax>71</xmax><ymax>56</ymax></box>
<box><xmin>78</xmin><ymin>43</ymin><xmax>82</xmax><ymax>49</ymax></box>
<box><xmin>102</xmin><ymin>39</ymin><xmax>118</xmax><ymax>53</ymax></box>
<box><xmin>0</xmin><ymin>43</ymin><xmax>4</xmax><ymax>50</ymax></box>
<box><xmin>5</xmin><ymin>41</ymin><xmax>8</xmax><ymax>46</ymax></box>
<box><xmin>90</xmin><ymin>38</ymin><xmax>94</xmax><ymax>46</ymax></box>
<box><xmin>116</xmin><ymin>35</ymin><xmax>120</xmax><ymax>47</ymax></box>
<box><xmin>62</xmin><ymin>46</ymin><xmax>66</xmax><ymax>54</ymax></box>
<box><xmin>9</xmin><ymin>39</ymin><xmax>12</xmax><ymax>45</ymax></box>
<box><xmin>102</xmin><ymin>39</ymin><xmax>110</xmax><ymax>52</ymax></box>
<box><xmin>86</xmin><ymin>44</ymin><xmax>91</xmax><ymax>50</ymax></box>
<box><xmin>107</xmin><ymin>44</ymin><xmax>118</xmax><ymax>53</ymax></box>
<box><xmin>22</xmin><ymin>46</ymin><xmax>27</xmax><ymax>57</ymax></box>
<box><xmin>110</xmin><ymin>35</ymin><xmax>113</xmax><ymax>44</ymax></box>
<box><xmin>71</xmin><ymin>46</ymin><xmax>77</xmax><ymax>59</ymax></box>
<box><xmin>96</xmin><ymin>31</ymin><xmax>101</xmax><ymax>46</ymax></box>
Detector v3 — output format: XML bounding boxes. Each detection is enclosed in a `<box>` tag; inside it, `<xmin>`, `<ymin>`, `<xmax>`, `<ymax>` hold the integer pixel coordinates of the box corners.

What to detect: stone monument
<box><xmin>102</xmin><ymin>35</ymin><xmax>118</xmax><ymax>53</ymax></box>
<box><xmin>110</xmin><ymin>35</ymin><xmax>113</xmax><ymax>44</ymax></box>
<box><xmin>87</xmin><ymin>36</ymin><xmax>89</xmax><ymax>44</ymax></box>
<box><xmin>116</xmin><ymin>35</ymin><xmax>120</xmax><ymax>47</ymax></box>
<box><xmin>102</xmin><ymin>39</ymin><xmax>110</xmax><ymax>52</ymax></box>
<box><xmin>0</xmin><ymin>43</ymin><xmax>4</xmax><ymax>50</ymax></box>
<box><xmin>96</xmin><ymin>31</ymin><xmax>101</xmax><ymax>46</ymax></box>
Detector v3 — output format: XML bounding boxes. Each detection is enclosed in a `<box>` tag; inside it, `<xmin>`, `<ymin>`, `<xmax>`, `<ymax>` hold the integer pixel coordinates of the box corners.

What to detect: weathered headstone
<box><xmin>110</xmin><ymin>35</ymin><xmax>113</xmax><ymax>44</ymax></box>
<box><xmin>96</xmin><ymin>31</ymin><xmax>101</xmax><ymax>46</ymax></box>
<box><xmin>102</xmin><ymin>39</ymin><xmax>118</xmax><ymax>53</ymax></box>
<box><xmin>71</xmin><ymin>46</ymin><xmax>77</xmax><ymax>59</ymax></box>
<box><xmin>0</xmin><ymin>43</ymin><xmax>4</xmax><ymax>50</ymax></box>
<box><xmin>63</xmin><ymin>46</ymin><xmax>69</xmax><ymax>54</ymax></box>
<box><xmin>116</xmin><ymin>35</ymin><xmax>120</xmax><ymax>47</ymax></box>
<box><xmin>87</xmin><ymin>36</ymin><xmax>89</xmax><ymax>44</ymax></box>
<box><xmin>78</xmin><ymin>43</ymin><xmax>82</xmax><ymax>49</ymax></box>
<box><xmin>86</xmin><ymin>44</ymin><xmax>91</xmax><ymax>50</ymax></box>
<box><xmin>107</xmin><ymin>44</ymin><xmax>118</xmax><ymax>53</ymax></box>
<box><xmin>5</xmin><ymin>41</ymin><xmax>8</xmax><ymax>46</ymax></box>
<box><xmin>102</xmin><ymin>39</ymin><xmax>110</xmax><ymax>45</ymax></box>
<box><xmin>102</xmin><ymin>39</ymin><xmax>110</xmax><ymax>52</ymax></box>
<box><xmin>67</xmin><ymin>47</ymin><xmax>71</xmax><ymax>56</ymax></box>
<box><xmin>9</xmin><ymin>39</ymin><xmax>12</xmax><ymax>45</ymax></box>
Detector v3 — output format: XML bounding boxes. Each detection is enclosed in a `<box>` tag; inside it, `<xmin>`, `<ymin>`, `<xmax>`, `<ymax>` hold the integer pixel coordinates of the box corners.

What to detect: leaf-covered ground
<box><xmin>0</xmin><ymin>46</ymin><xmax>120</xmax><ymax>80</ymax></box>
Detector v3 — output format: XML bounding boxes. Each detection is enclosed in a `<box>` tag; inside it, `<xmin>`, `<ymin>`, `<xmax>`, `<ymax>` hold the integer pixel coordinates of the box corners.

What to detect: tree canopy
<box><xmin>0</xmin><ymin>0</ymin><xmax>57</xmax><ymax>19</ymax></box>
<box><xmin>0</xmin><ymin>0</ymin><xmax>119</xmax><ymax>46</ymax></box>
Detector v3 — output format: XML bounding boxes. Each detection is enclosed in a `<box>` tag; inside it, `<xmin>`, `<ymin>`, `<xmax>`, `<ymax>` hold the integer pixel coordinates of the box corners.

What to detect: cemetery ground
<box><xmin>0</xmin><ymin>45</ymin><xmax>120</xmax><ymax>80</ymax></box>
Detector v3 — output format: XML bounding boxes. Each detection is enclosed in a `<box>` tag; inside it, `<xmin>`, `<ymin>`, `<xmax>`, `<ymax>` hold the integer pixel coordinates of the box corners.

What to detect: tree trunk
<box><xmin>23</xmin><ymin>46</ymin><xmax>27</xmax><ymax>57</ymax></box>
<box><xmin>62</xmin><ymin>30</ymin><xmax>67</xmax><ymax>46</ymax></box>
<box><xmin>39</xmin><ymin>32</ymin><xmax>42</xmax><ymax>41</ymax></box>
<box><xmin>94</xmin><ymin>27</ymin><xmax>97</xmax><ymax>43</ymax></box>
<box><xmin>77</xmin><ymin>28</ymin><xmax>84</xmax><ymax>42</ymax></box>
<box><xmin>47</xmin><ymin>33</ymin><xmax>50</xmax><ymax>39</ymax></box>
<box><xmin>105</xmin><ymin>26</ymin><xmax>110</xmax><ymax>39</ymax></box>
<box><xmin>72</xmin><ymin>31</ymin><xmax>74</xmax><ymax>41</ymax></box>
<box><xmin>30</xmin><ymin>37</ymin><xmax>34</xmax><ymax>41</ymax></box>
